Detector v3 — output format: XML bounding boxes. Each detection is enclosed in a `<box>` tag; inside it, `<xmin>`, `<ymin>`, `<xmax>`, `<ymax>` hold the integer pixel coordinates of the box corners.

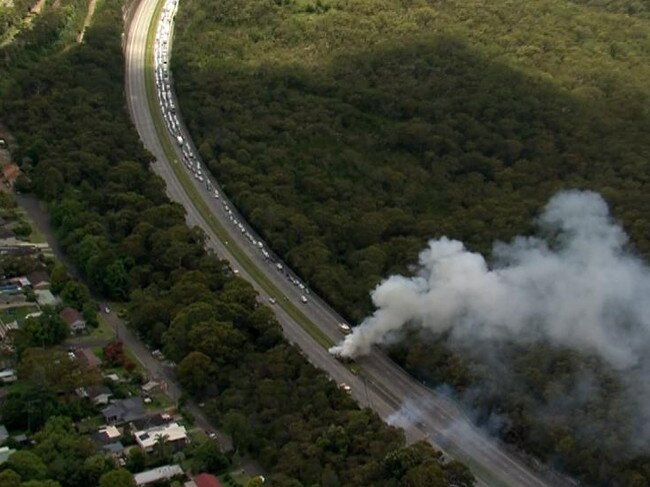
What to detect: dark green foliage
<box><xmin>0</xmin><ymin>1</ymin><xmax>468</xmax><ymax>486</ymax></box>
<box><xmin>171</xmin><ymin>0</ymin><xmax>650</xmax><ymax>484</ymax></box>
<box><xmin>17</xmin><ymin>306</ymin><xmax>68</xmax><ymax>348</ymax></box>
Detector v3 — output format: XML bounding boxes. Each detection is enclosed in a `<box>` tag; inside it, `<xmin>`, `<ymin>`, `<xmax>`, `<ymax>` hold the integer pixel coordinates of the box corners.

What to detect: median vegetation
<box><xmin>0</xmin><ymin>0</ymin><xmax>473</xmax><ymax>485</ymax></box>
<box><xmin>170</xmin><ymin>0</ymin><xmax>650</xmax><ymax>485</ymax></box>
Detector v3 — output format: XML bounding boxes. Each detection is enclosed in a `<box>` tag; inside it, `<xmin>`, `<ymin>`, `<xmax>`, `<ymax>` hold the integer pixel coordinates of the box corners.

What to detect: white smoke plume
<box><xmin>330</xmin><ymin>190</ymin><xmax>650</xmax><ymax>371</ymax></box>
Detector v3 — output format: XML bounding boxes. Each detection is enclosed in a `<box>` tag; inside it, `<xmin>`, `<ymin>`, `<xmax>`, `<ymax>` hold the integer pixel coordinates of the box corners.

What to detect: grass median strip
<box><xmin>143</xmin><ymin>0</ymin><xmax>332</xmax><ymax>349</ymax></box>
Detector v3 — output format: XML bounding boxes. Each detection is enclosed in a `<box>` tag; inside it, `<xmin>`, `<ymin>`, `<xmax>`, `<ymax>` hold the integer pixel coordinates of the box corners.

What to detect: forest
<box><xmin>0</xmin><ymin>1</ymin><xmax>472</xmax><ymax>486</ymax></box>
<box><xmin>170</xmin><ymin>0</ymin><xmax>650</xmax><ymax>485</ymax></box>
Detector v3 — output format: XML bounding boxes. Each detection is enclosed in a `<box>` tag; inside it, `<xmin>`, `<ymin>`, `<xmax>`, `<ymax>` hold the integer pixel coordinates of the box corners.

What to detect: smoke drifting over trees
<box><xmin>332</xmin><ymin>190</ymin><xmax>650</xmax><ymax>369</ymax></box>
<box><xmin>332</xmin><ymin>190</ymin><xmax>650</xmax><ymax>459</ymax></box>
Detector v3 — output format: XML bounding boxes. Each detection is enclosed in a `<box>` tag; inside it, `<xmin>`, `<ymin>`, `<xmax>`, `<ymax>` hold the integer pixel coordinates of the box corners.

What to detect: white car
<box><xmin>268</xmin><ymin>297</ymin><xmax>276</xmax><ymax>305</ymax></box>
<box><xmin>338</xmin><ymin>383</ymin><xmax>351</xmax><ymax>394</ymax></box>
<box><xmin>338</xmin><ymin>322</ymin><xmax>351</xmax><ymax>334</ymax></box>
<box><xmin>300</xmin><ymin>295</ymin><xmax>308</xmax><ymax>304</ymax></box>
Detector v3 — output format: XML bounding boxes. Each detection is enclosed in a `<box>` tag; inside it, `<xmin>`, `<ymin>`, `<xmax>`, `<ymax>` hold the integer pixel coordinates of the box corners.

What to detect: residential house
<box><xmin>185</xmin><ymin>473</ymin><xmax>223</xmax><ymax>487</ymax></box>
<box><xmin>91</xmin><ymin>425</ymin><xmax>122</xmax><ymax>445</ymax></box>
<box><xmin>0</xmin><ymin>369</ymin><xmax>17</xmax><ymax>384</ymax></box>
<box><xmin>35</xmin><ymin>289</ymin><xmax>57</xmax><ymax>306</ymax></box>
<box><xmin>1</xmin><ymin>164</ymin><xmax>19</xmax><ymax>187</ymax></box>
<box><xmin>27</xmin><ymin>270</ymin><xmax>50</xmax><ymax>290</ymax></box>
<box><xmin>141</xmin><ymin>379</ymin><xmax>164</xmax><ymax>395</ymax></box>
<box><xmin>0</xmin><ymin>293</ymin><xmax>26</xmax><ymax>307</ymax></box>
<box><xmin>0</xmin><ymin>321</ymin><xmax>19</xmax><ymax>342</ymax></box>
<box><xmin>130</xmin><ymin>412</ymin><xmax>173</xmax><ymax>432</ymax></box>
<box><xmin>0</xmin><ymin>446</ymin><xmax>15</xmax><ymax>465</ymax></box>
<box><xmin>8</xmin><ymin>276</ymin><xmax>30</xmax><ymax>288</ymax></box>
<box><xmin>134</xmin><ymin>422</ymin><xmax>188</xmax><ymax>453</ymax></box>
<box><xmin>134</xmin><ymin>465</ymin><xmax>185</xmax><ymax>486</ymax></box>
<box><xmin>102</xmin><ymin>441</ymin><xmax>125</xmax><ymax>458</ymax></box>
<box><xmin>101</xmin><ymin>397</ymin><xmax>146</xmax><ymax>424</ymax></box>
<box><xmin>74</xmin><ymin>348</ymin><xmax>102</xmax><ymax>369</ymax></box>
<box><xmin>77</xmin><ymin>385</ymin><xmax>113</xmax><ymax>406</ymax></box>
<box><xmin>60</xmin><ymin>307</ymin><xmax>86</xmax><ymax>333</ymax></box>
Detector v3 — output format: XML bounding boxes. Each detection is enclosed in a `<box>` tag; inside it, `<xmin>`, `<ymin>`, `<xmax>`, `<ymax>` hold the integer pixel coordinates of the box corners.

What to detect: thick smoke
<box><xmin>330</xmin><ymin>190</ymin><xmax>650</xmax><ymax>371</ymax></box>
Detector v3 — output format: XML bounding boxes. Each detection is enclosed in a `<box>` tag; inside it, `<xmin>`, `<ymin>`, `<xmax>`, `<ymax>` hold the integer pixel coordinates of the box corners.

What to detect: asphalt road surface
<box><xmin>124</xmin><ymin>1</ymin><xmax>576</xmax><ymax>485</ymax></box>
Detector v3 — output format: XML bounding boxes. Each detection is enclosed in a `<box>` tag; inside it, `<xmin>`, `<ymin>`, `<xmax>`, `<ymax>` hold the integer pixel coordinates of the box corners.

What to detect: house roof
<box><xmin>35</xmin><ymin>289</ymin><xmax>57</xmax><ymax>306</ymax></box>
<box><xmin>0</xmin><ymin>446</ymin><xmax>16</xmax><ymax>464</ymax></box>
<box><xmin>101</xmin><ymin>397</ymin><xmax>146</xmax><ymax>423</ymax></box>
<box><xmin>102</xmin><ymin>441</ymin><xmax>125</xmax><ymax>455</ymax></box>
<box><xmin>130</xmin><ymin>412</ymin><xmax>173</xmax><ymax>431</ymax></box>
<box><xmin>193</xmin><ymin>473</ymin><xmax>223</xmax><ymax>487</ymax></box>
<box><xmin>87</xmin><ymin>385</ymin><xmax>112</xmax><ymax>398</ymax></box>
<box><xmin>27</xmin><ymin>270</ymin><xmax>49</xmax><ymax>287</ymax></box>
<box><xmin>60</xmin><ymin>307</ymin><xmax>83</xmax><ymax>326</ymax></box>
<box><xmin>75</xmin><ymin>348</ymin><xmax>102</xmax><ymax>368</ymax></box>
<box><xmin>134</xmin><ymin>464</ymin><xmax>184</xmax><ymax>485</ymax></box>
<box><xmin>1</xmin><ymin>164</ymin><xmax>19</xmax><ymax>182</ymax></box>
<box><xmin>135</xmin><ymin>422</ymin><xmax>187</xmax><ymax>450</ymax></box>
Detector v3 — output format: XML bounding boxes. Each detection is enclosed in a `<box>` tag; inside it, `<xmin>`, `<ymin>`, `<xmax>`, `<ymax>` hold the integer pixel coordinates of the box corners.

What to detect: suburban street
<box><xmin>123</xmin><ymin>0</ymin><xmax>575</xmax><ymax>485</ymax></box>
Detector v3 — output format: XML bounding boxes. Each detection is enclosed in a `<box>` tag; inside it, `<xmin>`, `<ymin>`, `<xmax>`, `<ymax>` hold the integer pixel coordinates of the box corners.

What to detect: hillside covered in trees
<box><xmin>0</xmin><ymin>1</ymin><xmax>472</xmax><ymax>486</ymax></box>
<box><xmin>171</xmin><ymin>0</ymin><xmax>650</xmax><ymax>485</ymax></box>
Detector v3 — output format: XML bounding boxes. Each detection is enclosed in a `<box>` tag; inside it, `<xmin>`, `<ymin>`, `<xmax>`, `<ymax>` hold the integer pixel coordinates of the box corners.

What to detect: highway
<box><xmin>124</xmin><ymin>0</ymin><xmax>575</xmax><ymax>485</ymax></box>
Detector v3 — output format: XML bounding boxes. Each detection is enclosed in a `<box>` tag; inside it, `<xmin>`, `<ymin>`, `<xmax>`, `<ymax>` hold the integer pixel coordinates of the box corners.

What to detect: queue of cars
<box><xmin>153</xmin><ymin>1</ymin><xmax>358</xmax><ymax>327</ymax></box>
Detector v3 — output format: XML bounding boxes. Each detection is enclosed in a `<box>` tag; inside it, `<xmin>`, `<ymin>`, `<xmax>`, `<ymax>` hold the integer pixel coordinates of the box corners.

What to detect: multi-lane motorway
<box><xmin>124</xmin><ymin>0</ymin><xmax>575</xmax><ymax>485</ymax></box>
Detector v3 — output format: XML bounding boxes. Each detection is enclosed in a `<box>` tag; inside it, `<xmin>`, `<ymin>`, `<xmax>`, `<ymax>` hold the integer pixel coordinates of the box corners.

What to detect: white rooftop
<box><xmin>134</xmin><ymin>464</ymin><xmax>184</xmax><ymax>485</ymax></box>
<box><xmin>135</xmin><ymin>422</ymin><xmax>187</xmax><ymax>450</ymax></box>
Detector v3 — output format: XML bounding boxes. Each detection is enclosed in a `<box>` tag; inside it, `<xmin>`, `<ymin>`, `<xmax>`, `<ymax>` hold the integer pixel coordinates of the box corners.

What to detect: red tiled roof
<box><xmin>2</xmin><ymin>164</ymin><xmax>19</xmax><ymax>182</ymax></box>
<box><xmin>60</xmin><ymin>307</ymin><xmax>82</xmax><ymax>325</ymax></box>
<box><xmin>193</xmin><ymin>473</ymin><xmax>222</xmax><ymax>487</ymax></box>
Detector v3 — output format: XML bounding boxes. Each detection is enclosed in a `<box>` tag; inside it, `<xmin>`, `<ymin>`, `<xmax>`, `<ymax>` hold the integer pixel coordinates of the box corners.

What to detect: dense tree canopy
<box><xmin>0</xmin><ymin>0</ymin><xmax>470</xmax><ymax>485</ymax></box>
<box><xmin>171</xmin><ymin>0</ymin><xmax>650</xmax><ymax>484</ymax></box>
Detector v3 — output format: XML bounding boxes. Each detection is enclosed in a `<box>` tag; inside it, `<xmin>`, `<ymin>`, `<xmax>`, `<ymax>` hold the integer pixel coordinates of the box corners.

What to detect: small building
<box><xmin>8</xmin><ymin>276</ymin><xmax>30</xmax><ymax>288</ymax></box>
<box><xmin>92</xmin><ymin>425</ymin><xmax>122</xmax><ymax>445</ymax></box>
<box><xmin>130</xmin><ymin>412</ymin><xmax>173</xmax><ymax>432</ymax></box>
<box><xmin>0</xmin><ymin>446</ymin><xmax>16</xmax><ymax>465</ymax></box>
<box><xmin>186</xmin><ymin>473</ymin><xmax>223</xmax><ymax>487</ymax></box>
<box><xmin>134</xmin><ymin>422</ymin><xmax>188</xmax><ymax>453</ymax></box>
<box><xmin>60</xmin><ymin>307</ymin><xmax>86</xmax><ymax>333</ymax></box>
<box><xmin>77</xmin><ymin>385</ymin><xmax>113</xmax><ymax>406</ymax></box>
<box><xmin>1</xmin><ymin>164</ymin><xmax>19</xmax><ymax>187</ymax></box>
<box><xmin>0</xmin><ymin>369</ymin><xmax>17</xmax><ymax>384</ymax></box>
<box><xmin>0</xmin><ymin>321</ymin><xmax>19</xmax><ymax>342</ymax></box>
<box><xmin>26</xmin><ymin>270</ymin><xmax>50</xmax><ymax>290</ymax></box>
<box><xmin>102</xmin><ymin>441</ymin><xmax>125</xmax><ymax>457</ymax></box>
<box><xmin>74</xmin><ymin>348</ymin><xmax>102</xmax><ymax>369</ymax></box>
<box><xmin>134</xmin><ymin>465</ymin><xmax>184</xmax><ymax>486</ymax></box>
<box><xmin>101</xmin><ymin>397</ymin><xmax>146</xmax><ymax>425</ymax></box>
<box><xmin>141</xmin><ymin>379</ymin><xmax>163</xmax><ymax>395</ymax></box>
<box><xmin>35</xmin><ymin>289</ymin><xmax>57</xmax><ymax>306</ymax></box>
<box><xmin>0</xmin><ymin>293</ymin><xmax>26</xmax><ymax>307</ymax></box>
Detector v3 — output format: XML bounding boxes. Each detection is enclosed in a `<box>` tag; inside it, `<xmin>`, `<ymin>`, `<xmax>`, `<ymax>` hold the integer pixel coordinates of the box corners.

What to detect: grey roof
<box><xmin>0</xmin><ymin>446</ymin><xmax>16</xmax><ymax>464</ymax></box>
<box><xmin>101</xmin><ymin>397</ymin><xmax>146</xmax><ymax>424</ymax></box>
<box><xmin>102</xmin><ymin>441</ymin><xmax>125</xmax><ymax>455</ymax></box>
<box><xmin>0</xmin><ymin>425</ymin><xmax>8</xmax><ymax>444</ymax></box>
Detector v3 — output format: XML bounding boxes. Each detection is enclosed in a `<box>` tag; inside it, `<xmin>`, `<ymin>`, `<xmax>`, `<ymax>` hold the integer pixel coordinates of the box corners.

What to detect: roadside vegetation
<box><xmin>0</xmin><ymin>0</ymin><xmax>473</xmax><ymax>485</ymax></box>
<box><xmin>171</xmin><ymin>0</ymin><xmax>650</xmax><ymax>485</ymax></box>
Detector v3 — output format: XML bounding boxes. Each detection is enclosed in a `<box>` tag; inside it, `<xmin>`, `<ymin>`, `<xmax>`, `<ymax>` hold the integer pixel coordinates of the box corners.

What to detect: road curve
<box><xmin>123</xmin><ymin>1</ymin><xmax>574</xmax><ymax>486</ymax></box>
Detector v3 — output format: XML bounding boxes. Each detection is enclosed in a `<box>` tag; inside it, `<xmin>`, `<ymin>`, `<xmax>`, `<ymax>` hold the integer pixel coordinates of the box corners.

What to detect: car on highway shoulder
<box><xmin>338</xmin><ymin>322</ymin><xmax>351</xmax><ymax>334</ymax></box>
<box><xmin>268</xmin><ymin>297</ymin><xmax>276</xmax><ymax>305</ymax></box>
